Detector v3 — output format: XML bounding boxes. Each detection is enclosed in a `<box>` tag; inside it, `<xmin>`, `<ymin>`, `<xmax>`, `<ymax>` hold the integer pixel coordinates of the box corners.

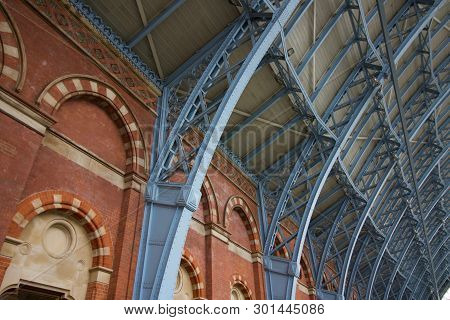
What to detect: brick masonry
<box><xmin>0</xmin><ymin>0</ymin><xmax>316</xmax><ymax>300</ymax></box>
<box><xmin>86</xmin><ymin>281</ymin><xmax>109</xmax><ymax>300</ymax></box>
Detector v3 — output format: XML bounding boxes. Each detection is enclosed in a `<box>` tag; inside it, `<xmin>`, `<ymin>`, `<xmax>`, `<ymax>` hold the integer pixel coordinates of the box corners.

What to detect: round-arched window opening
<box><xmin>230</xmin><ymin>285</ymin><xmax>247</xmax><ymax>300</ymax></box>
<box><xmin>42</xmin><ymin>220</ymin><xmax>77</xmax><ymax>259</ymax></box>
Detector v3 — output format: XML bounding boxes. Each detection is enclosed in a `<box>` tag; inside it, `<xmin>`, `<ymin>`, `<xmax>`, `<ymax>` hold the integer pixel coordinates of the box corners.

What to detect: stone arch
<box><xmin>6</xmin><ymin>190</ymin><xmax>113</xmax><ymax>269</ymax></box>
<box><xmin>230</xmin><ymin>274</ymin><xmax>253</xmax><ymax>300</ymax></box>
<box><xmin>201</xmin><ymin>175</ymin><xmax>218</xmax><ymax>224</ymax></box>
<box><xmin>179</xmin><ymin>248</ymin><xmax>206</xmax><ymax>300</ymax></box>
<box><xmin>0</xmin><ymin>2</ymin><xmax>27</xmax><ymax>91</ymax></box>
<box><xmin>224</xmin><ymin>196</ymin><xmax>260</xmax><ymax>252</ymax></box>
<box><xmin>36</xmin><ymin>74</ymin><xmax>147</xmax><ymax>175</ymax></box>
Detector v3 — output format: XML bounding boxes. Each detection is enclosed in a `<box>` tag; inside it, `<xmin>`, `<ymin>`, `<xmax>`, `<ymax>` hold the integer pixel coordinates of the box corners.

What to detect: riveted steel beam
<box><xmin>225</xmin><ymin>0</ymin><xmax>392</xmax><ymax>147</ymax></box>
<box><xmin>341</xmin><ymin>1</ymin><xmax>444</xmax><ymax>297</ymax></box>
<box><xmin>336</xmin><ymin>1</ymin><xmax>448</xmax><ymax>300</ymax></box>
<box><xmin>312</xmin><ymin>17</ymin><xmax>447</xmax><ymax>294</ymax></box>
<box><xmin>261</xmin><ymin>0</ymin><xmax>446</xmax><ymax>300</ymax></box>
<box><xmin>337</xmin><ymin>0</ymin><xmax>443</xmax><ymax>297</ymax></box>
<box><xmin>128</xmin><ymin>0</ymin><xmax>186</xmax><ymax>48</ymax></box>
<box><xmin>134</xmin><ymin>0</ymin><xmax>303</xmax><ymax>299</ymax></box>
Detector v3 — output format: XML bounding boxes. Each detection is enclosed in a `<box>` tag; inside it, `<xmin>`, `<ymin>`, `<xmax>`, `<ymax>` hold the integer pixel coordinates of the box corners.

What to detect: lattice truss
<box><xmin>257</xmin><ymin>0</ymin><xmax>449</xmax><ymax>300</ymax></box>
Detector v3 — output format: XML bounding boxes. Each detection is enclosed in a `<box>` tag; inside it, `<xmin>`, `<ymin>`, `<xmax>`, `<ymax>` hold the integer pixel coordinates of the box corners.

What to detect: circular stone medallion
<box><xmin>42</xmin><ymin>220</ymin><xmax>76</xmax><ymax>259</ymax></box>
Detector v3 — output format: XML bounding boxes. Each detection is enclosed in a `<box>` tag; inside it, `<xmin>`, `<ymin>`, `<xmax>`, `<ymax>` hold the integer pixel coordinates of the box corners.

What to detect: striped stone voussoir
<box><xmin>230</xmin><ymin>274</ymin><xmax>253</xmax><ymax>300</ymax></box>
<box><xmin>181</xmin><ymin>248</ymin><xmax>206</xmax><ymax>299</ymax></box>
<box><xmin>36</xmin><ymin>74</ymin><xmax>147</xmax><ymax>174</ymax></box>
<box><xmin>0</xmin><ymin>3</ymin><xmax>26</xmax><ymax>91</ymax></box>
<box><xmin>8</xmin><ymin>190</ymin><xmax>113</xmax><ymax>269</ymax></box>
<box><xmin>224</xmin><ymin>196</ymin><xmax>260</xmax><ymax>252</ymax></box>
<box><xmin>202</xmin><ymin>176</ymin><xmax>219</xmax><ymax>224</ymax></box>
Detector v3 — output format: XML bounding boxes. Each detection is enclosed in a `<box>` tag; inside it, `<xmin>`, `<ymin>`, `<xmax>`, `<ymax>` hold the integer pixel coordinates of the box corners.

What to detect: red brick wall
<box><xmin>0</xmin><ymin>112</ymin><xmax>43</xmax><ymax>245</ymax></box>
<box><xmin>0</xmin><ymin>0</ymin><xmax>154</xmax><ymax>300</ymax></box>
<box><xmin>86</xmin><ymin>282</ymin><xmax>109</xmax><ymax>300</ymax></box>
<box><xmin>19</xmin><ymin>147</ymin><xmax>125</xmax><ymax>240</ymax></box>
<box><xmin>53</xmin><ymin>97</ymin><xmax>127</xmax><ymax>170</ymax></box>
<box><xmin>228</xmin><ymin>209</ymin><xmax>253</xmax><ymax>251</ymax></box>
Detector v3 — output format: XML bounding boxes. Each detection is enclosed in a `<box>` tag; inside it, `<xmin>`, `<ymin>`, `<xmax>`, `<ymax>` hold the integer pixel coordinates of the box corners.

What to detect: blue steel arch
<box><xmin>132</xmin><ymin>0</ymin><xmax>306</xmax><ymax>299</ymax></box>
<box><xmin>258</xmin><ymin>0</ymin><xmax>448</xmax><ymax>300</ymax></box>
<box><xmin>344</xmin><ymin>10</ymin><xmax>449</xmax><ymax>299</ymax></box>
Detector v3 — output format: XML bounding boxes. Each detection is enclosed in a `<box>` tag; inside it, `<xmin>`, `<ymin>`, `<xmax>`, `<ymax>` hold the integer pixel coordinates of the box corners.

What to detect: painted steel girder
<box><xmin>364</xmin><ymin>177</ymin><xmax>447</xmax><ymax>299</ymax></box>
<box><xmin>229</xmin><ymin>0</ymin><xmax>394</xmax><ymax>160</ymax></box>
<box><xmin>411</xmin><ymin>265</ymin><xmax>429</xmax><ymax>298</ymax></box>
<box><xmin>225</xmin><ymin>0</ymin><xmax>344</xmax><ymax>143</ymax></box>
<box><xmin>400</xmin><ymin>234</ymin><xmax>446</xmax><ymax>298</ymax></box>
<box><xmin>347</xmin><ymin>236</ymin><xmax>381</xmax><ymax>298</ymax></box>
<box><xmin>416</xmin><ymin>147</ymin><xmax>448</xmax><ymax>187</ymax></box>
<box><xmin>140</xmin><ymin>7</ymin><xmax>268</xmax><ymax>297</ymax></box>
<box><xmin>310</xmin><ymin>22</ymin><xmax>447</xmax><ymax>277</ymax></box>
<box><xmin>370</xmin><ymin>216</ymin><xmax>446</xmax><ymax>299</ymax></box>
<box><xmin>312</xmin><ymin>0</ymin><xmax>446</xmax><ymax>300</ymax></box>
<box><xmin>345</xmin><ymin>190</ymin><xmax>413</xmax><ymax>299</ymax></box>
<box><xmin>250</xmin><ymin>35</ymin><xmax>342</xmax><ymax>168</ymax></box>
<box><xmin>264</xmin><ymin>2</ymin><xmax>448</xmax><ymax>178</ymax></box>
<box><xmin>332</xmin><ymin>179</ymin><xmax>404</xmax><ymax>278</ymax></box>
<box><xmin>365</xmin><ymin>208</ymin><xmax>410</xmax><ymax>299</ymax></box>
<box><xmin>344</xmin><ymin>3</ymin><xmax>448</xmax><ymax>299</ymax></box>
<box><xmin>325</xmin><ymin>134</ymin><xmax>409</xmax><ymax>295</ymax></box>
<box><xmin>133</xmin><ymin>0</ymin><xmax>305</xmax><ymax>299</ymax></box>
<box><xmin>262</xmin><ymin>0</ymin><xmax>444</xmax><ymax>300</ymax></box>
<box><xmin>371</xmin><ymin>259</ymin><xmax>401</xmax><ymax>299</ymax></box>
<box><xmin>128</xmin><ymin>0</ymin><xmax>185</xmax><ymax>48</ymax></box>
<box><xmin>439</xmin><ymin>279</ymin><xmax>450</xmax><ymax>299</ymax></box>
<box><xmin>390</xmin><ymin>76</ymin><xmax>447</xmax><ymax>184</ymax></box>
<box><xmin>383</xmin><ymin>238</ymin><xmax>415</xmax><ymax>299</ymax></box>
<box><xmin>413</xmin><ymin>247</ymin><xmax>449</xmax><ymax>299</ymax></box>
<box><xmin>393</xmin><ymin>1</ymin><xmax>444</xmax><ymax>65</ymax></box>
<box><xmin>430</xmin><ymin>226</ymin><xmax>448</xmax><ymax>249</ymax></box>
<box><xmin>351</xmin><ymin>13</ymin><xmax>448</xmax><ymax>190</ymax></box>
<box><xmin>395</xmin><ymin>125</ymin><xmax>448</xmax><ymax>296</ymax></box>
<box><xmin>408</xmin><ymin>89</ymin><xmax>449</xmax><ymax>142</ymax></box>
<box><xmin>399</xmin><ymin>256</ymin><xmax>425</xmax><ymax>299</ymax></box>
<box><xmin>294</xmin><ymin>1</ymin><xmax>347</xmax><ymax>75</ymax></box>
<box><xmin>433</xmin><ymin>239</ymin><xmax>449</xmax><ymax>263</ymax></box>
<box><xmin>426</xmin><ymin>263</ymin><xmax>449</xmax><ymax>299</ymax></box>
<box><xmin>437</xmin><ymin>266</ymin><xmax>450</xmax><ymax>298</ymax></box>
<box><xmin>223</xmin><ymin>0</ymin><xmax>314</xmax><ymax>144</ymax></box>
<box><xmin>335</xmin><ymin>144</ymin><xmax>445</xmax><ymax>299</ymax></box>
<box><xmin>339</xmin><ymin>42</ymin><xmax>416</xmax><ymax>302</ymax></box>
<box><xmin>262</xmin><ymin>0</ymin><xmax>405</xmax><ymax>300</ymax></box>
<box><xmin>420</xmin><ymin>252</ymin><xmax>449</xmax><ymax>299</ymax></box>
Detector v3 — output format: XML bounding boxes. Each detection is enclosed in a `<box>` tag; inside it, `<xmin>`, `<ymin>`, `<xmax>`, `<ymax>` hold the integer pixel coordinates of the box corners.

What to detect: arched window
<box><xmin>173</xmin><ymin>264</ymin><xmax>194</xmax><ymax>300</ymax></box>
<box><xmin>0</xmin><ymin>210</ymin><xmax>93</xmax><ymax>299</ymax></box>
<box><xmin>230</xmin><ymin>282</ymin><xmax>251</xmax><ymax>300</ymax></box>
<box><xmin>230</xmin><ymin>286</ymin><xmax>245</xmax><ymax>300</ymax></box>
<box><xmin>229</xmin><ymin>208</ymin><xmax>253</xmax><ymax>250</ymax></box>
